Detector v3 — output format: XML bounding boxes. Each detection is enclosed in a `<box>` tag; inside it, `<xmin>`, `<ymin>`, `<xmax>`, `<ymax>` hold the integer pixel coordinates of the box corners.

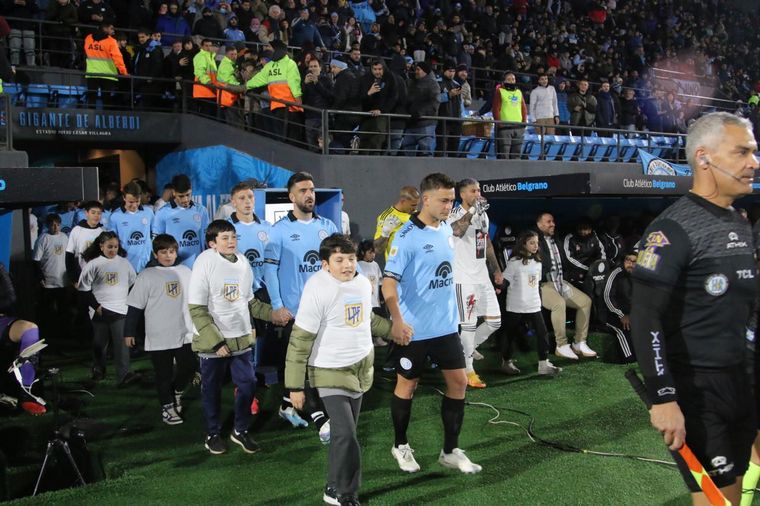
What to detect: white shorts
<box><xmin>455</xmin><ymin>282</ymin><xmax>500</xmax><ymax>325</ymax></box>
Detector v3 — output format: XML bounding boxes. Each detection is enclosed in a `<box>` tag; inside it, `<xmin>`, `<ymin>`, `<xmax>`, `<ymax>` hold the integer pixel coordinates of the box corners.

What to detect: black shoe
<box><xmin>117</xmin><ymin>371</ymin><xmax>142</xmax><ymax>388</ymax></box>
<box><xmin>339</xmin><ymin>495</ymin><xmax>361</xmax><ymax>506</ymax></box>
<box><xmin>204</xmin><ymin>434</ymin><xmax>227</xmax><ymax>455</ymax></box>
<box><xmin>323</xmin><ymin>485</ymin><xmax>339</xmax><ymax>506</ymax></box>
<box><xmin>230</xmin><ymin>430</ymin><xmax>261</xmax><ymax>454</ymax></box>
<box><xmin>91</xmin><ymin>368</ymin><xmax>105</xmax><ymax>381</ymax></box>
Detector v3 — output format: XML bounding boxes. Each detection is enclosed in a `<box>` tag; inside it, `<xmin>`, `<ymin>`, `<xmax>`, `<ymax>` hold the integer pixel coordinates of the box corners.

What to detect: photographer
<box><xmin>359</xmin><ymin>59</ymin><xmax>398</xmax><ymax>154</ymax></box>
<box><xmin>302</xmin><ymin>58</ymin><xmax>333</xmax><ymax>152</ymax></box>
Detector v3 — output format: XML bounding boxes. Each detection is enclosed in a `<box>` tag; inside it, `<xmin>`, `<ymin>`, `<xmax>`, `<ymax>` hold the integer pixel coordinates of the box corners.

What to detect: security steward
<box><xmin>216</xmin><ymin>45</ymin><xmax>246</xmax><ymax>127</ymax></box>
<box><xmin>84</xmin><ymin>22</ymin><xmax>128</xmax><ymax>108</ymax></box>
<box><xmin>192</xmin><ymin>38</ymin><xmax>218</xmax><ymax>118</ymax></box>
<box><xmin>631</xmin><ymin>112</ymin><xmax>759</xmax><ymax>505</ymax></box>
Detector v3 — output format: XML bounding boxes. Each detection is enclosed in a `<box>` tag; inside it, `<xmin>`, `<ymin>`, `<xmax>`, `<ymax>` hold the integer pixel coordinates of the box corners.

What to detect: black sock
<box><xmin>441</xmin><ymin>396</ymin><xmax>465</xmax><ymax>454</ymax></box>
<box><xmin>311</xmin><ymin>410</ymin><xmax>328</xmax><ymax>429</ymax></box>
<box><xmin>281</xmin><ymin>392</ymin><xmax>292</xmax><ymax>411</ymax></box>
<box><xmin>391</xmin><ymin>395</ymin><xmax>412</xmax><ymax>447</ymax></box>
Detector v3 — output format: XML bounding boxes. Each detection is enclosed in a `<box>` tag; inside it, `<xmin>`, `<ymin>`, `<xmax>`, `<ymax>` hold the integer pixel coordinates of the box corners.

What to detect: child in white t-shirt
<box><xmin>285</xmin><ymin>234</ymin><xmax>395</xmax><ymax>506</ymax></box>
<box><xmin>357</xmin><ymin>240</ymin><xmax>387</xmax><ymax>348</ymax></box>
<box><xmin>502</xmin><ymin>230</ymin><xmax>561</xmax><ymax>377</ymax></box>
<box><xmin>78</xmin><ymin>231</ymin><xmax>137</xmax><ymax>385</ymax></box>
<box><xmin>33</xmin><ymin>213</ymin><xmax>71</xmax><ymax>341</ymax></box>
<box><xmin>124</xmin><ymin>234</ymin><xmax>196</xmax><ymax>426</ymax></box>
<box><xmin>189</xmin><ymin>220</ymin><xmax>274</xmax><ymax>456</ymax></box>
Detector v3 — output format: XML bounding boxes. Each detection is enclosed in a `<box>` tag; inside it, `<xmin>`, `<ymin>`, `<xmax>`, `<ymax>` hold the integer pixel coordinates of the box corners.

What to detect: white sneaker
<box><xmin>319</xmin><ymin>420</ymin><xmax>331</xmax><ymax>445</ymax></box>
<box><xmin>391</xmin><ymin>444</ymin><xmax>420</xmax><ymax>473</ymax></box>
<box><xmin>537</xmin><ymin>360</ymin><xmax>562</xmax><ymax>376</ymax></box>
<box><xmin>472</xmin><ymin>350</ymin><xmax>484</xmax><ymax>361</ymax></box>
<box><xmin>572</xmin><ymin>341</ymin><xmax>597</xmax><ymax>358</ymax></box>
<box><xmin>162</xmin><ymin>404</ymin><xmax>183</xmax><ymax>425</ymax></box>
<box><xmin>438</xmin><ymin>448</ymin><xmax>482</xmax><ymax>474</ymax></box>
<box><xmin>555</xmin><ymin>344</ymin><xmax>579</xmax><ymax>360</ymax></box>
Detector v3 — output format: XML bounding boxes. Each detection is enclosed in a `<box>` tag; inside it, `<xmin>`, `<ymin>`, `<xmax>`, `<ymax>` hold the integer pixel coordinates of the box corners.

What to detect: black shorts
<box><xmin>672</xmin><ymin>368</ymin><xmax>756</xmax><ymax>492</ymax></box>
<box><xmin>390</xmin><ymin>333</ymin><xmax>465</xmax><ymax>379</ymax></box>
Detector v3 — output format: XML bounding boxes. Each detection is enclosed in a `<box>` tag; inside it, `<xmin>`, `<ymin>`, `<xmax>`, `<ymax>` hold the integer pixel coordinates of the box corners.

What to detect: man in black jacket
<box><xmin>133</xmin><ymin>28</ymin><xmax>165</xmax><ymax>109</ymax></box>
<box><xmin>302</xmin><ymin>58</ymin><xmax>333</xmax><ymax>151</ymax></box>
<box><xmin>436</xmin><ymin>59</ymin><xmax>463</xmax><ymax>157</ymax></box>
<box><xmin>562</xmin><ymin>219</ymin><xmax>606</xmax><ymax>287</ymax></box>
<box><xmin>401</xmin><ymin>61</ymin><xmax>439</xmax><ymax>156</ymax></box>
<box><xmin>329</xmin><ymin>58</ymin><xmax>361</xmax><ymax>152</ymax></box>
<box><xmin>536</xmin><ymin>212</ymin><xmax>595</xmax><ymax>361</ymax></box>
<box><xmin>603</xmin><ymin>251</ymin><xmax>636</xmax><ymax>363</ymax></box>
<box><xmin>78</xmin><ymin>0</ymin><xmax>115</xmax><ymax>36</ymax></box>
<box><xmin>388</xmin><ymin>71</ymin><xmax>408</xmax><ymax>155</ymax></box>
<box><xmin>359</xmin><ymin>59</ymin><xmax>398</xmax><ymax>154</ymax></box>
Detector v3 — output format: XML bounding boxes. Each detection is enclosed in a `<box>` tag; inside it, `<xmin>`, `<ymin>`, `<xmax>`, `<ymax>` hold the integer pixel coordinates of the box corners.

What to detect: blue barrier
<box><xmin>25</xmin><ymin>84</ymin><xmax>49</xmax><ymax>108</ymax></box>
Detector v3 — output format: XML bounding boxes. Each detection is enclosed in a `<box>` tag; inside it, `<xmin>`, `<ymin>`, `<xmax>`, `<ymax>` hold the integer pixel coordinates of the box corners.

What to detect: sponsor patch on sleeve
<box><xmin>636</xmin><ymin>249</ymin><xmax>660</xmax><ymax>271</ymax></box>
<box><xmin>644</xmin><ymin>231</ymin><xmax>670</xmax><ymax>248</ymax></box>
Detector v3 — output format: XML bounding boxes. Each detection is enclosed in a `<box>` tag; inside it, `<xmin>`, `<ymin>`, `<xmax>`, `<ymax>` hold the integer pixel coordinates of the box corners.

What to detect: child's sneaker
<box><xmin>162</xmin><ymin>404</ymin><xmax>183</xmax><ymax>425</ymax></box>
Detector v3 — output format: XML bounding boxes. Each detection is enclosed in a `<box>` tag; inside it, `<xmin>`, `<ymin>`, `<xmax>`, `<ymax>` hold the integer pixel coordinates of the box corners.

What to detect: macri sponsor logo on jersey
<box><xmin>180</xmin><ymin>230</ymin><xmax>200</xmax><ymax>248</ymax></box>
<box><xmin>299</xmin><ymin>250</ymin><xmax>322</xmax><ymax>273</ymax></box>
<box><xmin>429</xmin><ymin>261</ymin><xmax>453</xmax><ymax>289</ymax></box>
<box><xmin>244</xmin><ymin>248</ymin><xmax>264</xmax><ymax>268</ymax></box>
<box><xmin>128</xmin><ymin>230</ymin><xmax>146</xmax><ymax>246</ymax></box>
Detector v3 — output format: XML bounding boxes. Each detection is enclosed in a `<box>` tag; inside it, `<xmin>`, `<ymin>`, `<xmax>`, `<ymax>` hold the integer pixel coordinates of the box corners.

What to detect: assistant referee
<box><xmin>631</xmin><ymin>112</ymin><xmax>759</xmax><ymax>505</ymax></box>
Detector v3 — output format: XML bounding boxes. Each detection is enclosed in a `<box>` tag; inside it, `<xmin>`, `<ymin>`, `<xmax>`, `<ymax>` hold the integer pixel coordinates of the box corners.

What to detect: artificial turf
<box><xmin>2</xmin><ymin>334</ymin><xmax>697</xmax><ymax>505</ymax></box>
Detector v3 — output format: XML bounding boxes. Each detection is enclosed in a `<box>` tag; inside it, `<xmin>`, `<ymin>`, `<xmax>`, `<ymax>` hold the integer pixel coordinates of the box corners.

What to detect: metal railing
<box><xmin>3</xmin><ymin>66</ymin><xmax>689</xmax><ymax>162</ymax></box>
<box><xmin>2</xmin><ymin>15</ymin><xmax>744</xmax><ymax>114</ymax></box>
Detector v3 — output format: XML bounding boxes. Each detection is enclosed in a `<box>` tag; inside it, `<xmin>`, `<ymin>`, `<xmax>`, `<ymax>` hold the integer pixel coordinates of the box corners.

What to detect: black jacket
<box><xmin>562</xmin><ymin>232</ymin><xmax>605</xmax><ymax>284</ymax></box>
<box><xmin>438</xmin><ymin>75</ymin><xmax>462</xmax><ymax>119</ymax></box>
<box><xmin>359</xmin><ymin>70</ymin><xmax>398</xmax><ymax>113</ymax></box>
<box><xmin>302</xmin><ymin>72</ymin><xmax>333</xmax><ymax>119</ymax></box>
<box><xmin>133</xmin><ymin>42</ymin><xmax>165</xmax><ymax>79</ymax></box>
<box><xmin>4</xmin><ymin>0</ymin><xmax>38</xmax><ymax>30</ymax></box>
<box><xmin>603</xmin><ymin>266</ymin><xmax>632</xmax><ymax>319</ymax></box>
<box><xmin>332</xmin><ymin>69</ymin><xmax>361</xmax><ymax>130</ymax></box>
<box><xmin>406</xmin><ymin>72</ymin><xmax>439</xmax><ymax>127</ymax></box>
<box><xmin>78</xmin><ymin>1</ymin><xmax>115</xmax><ymax>31</ymax></box>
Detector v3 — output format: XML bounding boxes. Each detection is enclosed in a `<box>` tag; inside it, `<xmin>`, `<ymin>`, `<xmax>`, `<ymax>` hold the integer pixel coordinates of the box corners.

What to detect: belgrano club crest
<box><xmin>223</xmin><ymin>283</ymin><xmax>240</xmax><ymax>302</ymax></box>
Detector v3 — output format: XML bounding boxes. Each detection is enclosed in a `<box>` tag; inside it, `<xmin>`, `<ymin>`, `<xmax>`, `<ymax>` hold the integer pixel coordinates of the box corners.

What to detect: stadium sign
<box><xmin>11</xmin><ymin>109</ymin><xmax>181</xmax><ymax>143</ymax></box>
<box><xmin>480</xmin><ymin>174</ymin><xmax>590</xmax><ymax>197</ymax></box>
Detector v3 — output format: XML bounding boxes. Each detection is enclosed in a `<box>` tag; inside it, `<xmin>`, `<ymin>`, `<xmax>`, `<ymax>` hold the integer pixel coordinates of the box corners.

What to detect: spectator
<box><xmin>133</xmin><ymin>28</ymin><xmax>165</xmax><ymax>110</ymax></box>
<box><xmin>234</xmin><ymin>0</ymin><xmax>254</xmax><ymax>30</ymax></box>
<box><xmin>595</xmin><ymin>81</ymin><xmax>619</xmax><ymax>135</ymax></box>
<box><xmin>401</xmin><ymin>61</ymin><xmax>440</xmax><ymax>157</ymax></box>
<box><xmin>437</xmin><ymin>60</ymin><xmax>464</xmax><ymax>157</ymax></box>
<box><xmin>45</xmin><ymin>0</ymin><xmax>78</xmax><ymax>68</ymax></box>
<box><xmin>245</xmin><ymin>39</ymin><xmax>304</xmax><ymax>142</ymax></box>
<box><xmin>346</xmin><ymin>46</ymin><xmax>364</xmax><ymax>78</ymax></box>
<box><xmin>249</xmin><ymin>0</ymin><xmax>267</xmax><ymax>21</ymax></box>
<box><xmin>6</xmin><ymin>0</ymin><xmax>38</xmax><ymax>66</ymax></box>
<box><xmin>556</xmin><ymin>79</ymin><xmax>571</xmax><ymax>126</ymax></box>
<box><xmin>84</xmin><ymin>22</ymin><xmax>128</xmax><ymax>109</ymax></box>
<box><xmin>529</xmin><ymin>73</ymin><xmax>559</xmax><ymax>135</ymax></box>
<box><xmin>342</xmin><ymin>16</ymin><xmax>362</xmax><ymax>52</ymax></box>
<box><xmin>301</xmin><ymin>57</ymin><xmax>333</xmax><ymax>151</ymax></box>
<box><xmin>290</xmin><ymin>7</ymin><xmax>325</xmax><ymax>49</ymax></box>
<box><xmin>562</xmin><ymin>219</ymin><xmax>606</xmax><ymax>287</ymax></box>
<box><xmin>328</xmin><ymin>58</ymin><xmax>361</xmax><ymax>152</ymax></box>
<box><xmin>224</xmin><ymin>15</ymin><xmax>246</xmax><ymax>43</ymax></box>
<box><xmin>156</xmin><ymin>2</ymin><xmax>191</xmax><ymax>47</ymax></box>
<box><xmin>387</xmin><ymin>69</ymin><xmax>407</xmax><ymax>155</ymax></box>
<box><xmin>360</xmin><ymin>22</ymin><xmax>382</xmax><ymax>56</ymax></box>
<box><xmin>322</xmin><ymin>12</ymin><xmax>342</xmax><ymax>50</ymax></box>
<box><xmin>359</xmin><ymin>58</ymin><xmax>398</xmax><ymax>154</ymax></box>
<box><xmin>193</xmin><ymin>6</ymin><xmax>224</xmax><ymax>39</ymax></box>
<box><xmin>568</xmin><ymin>79</ymin><xmax>597</xmax><ymax>130</ymax></box>
<box><xmin>192</xmin><ymin>38</ymin><xmax>218</xmax><ymax>117</ymax></box>
<box><xmin>128</xmin><ymin>0</ymin><xmax>154</xmax><ymax>32</ymax></box>
<box><xmin>78</xmin><ymin>0</ymin><xmax>115</xmax><ymax>36</ymax></box>
<box><xmin>619</xmin><ymin>88</ymin><xmax>641</xmax><ymax>131</ymax></box>
<box><xmin>536</xmin><ymin>212</ymin><xmax>596</xmax><ymax>361</ymax></box>
<box><xmin>492</xmin><ymin>71</ymin><xmax>527</xmax><ymax>160</ymax></box>
<box><xmin>455</xmin><ymin>65</ymin><xmax>472</xmax><ymax>111</ymax></box>
<box><xmin>165</xmin><ymin>37</ymin><xmax>195</xmax><ymax>102</ymax></box>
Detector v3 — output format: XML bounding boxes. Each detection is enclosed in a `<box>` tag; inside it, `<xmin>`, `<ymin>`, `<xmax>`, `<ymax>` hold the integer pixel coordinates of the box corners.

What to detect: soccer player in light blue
<box><xmin>152</xmin><ymin>174</ymin><xmax>209</xmax><ymax>267</ymax></box>
<box><xmin>228</xmin><ymin>182</ymin><xmax>270</xmax><ymax>291</ymax></box>
<box><xmin>110</xmin><ymin>182</ymin><xmax>155</xmax><ymax>273</ymax></box>
<box><xmin>383</xmin><ymin>172</ymin><xmax>482</xmax><ymax>475</ymax></box>
<box><xmin>264</xmin><ymin>171</ymin><xmax>338</xmax><ymax>441</ymax></box>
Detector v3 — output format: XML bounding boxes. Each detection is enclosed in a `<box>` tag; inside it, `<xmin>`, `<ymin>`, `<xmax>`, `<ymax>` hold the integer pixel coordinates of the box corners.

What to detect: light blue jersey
<box><xmin>384</xmin><ymin>215</ymin><xmax>458</xmax><ymax>340</ymax></box>
<box><xmin>110</xmin><ymin>206</ymin><xmax>155</xmax><ymax>273</ymax></box>
<box><xmin>263</xmin><ymin>211</ymin><xmax>339</xmax><ymax>314</ymax></box>
<box><xmin>230</xmin><ymin>212</ymin><xmax>271</xmax><ymax>291</ymax></box>
<box><xmin>58</xmin><ymin>208</ymin><xmax>79</xmax><ymax>235</ymax></box>
<box><xmin>152</xmin><ymin>201</ymin><xmax>209</xmax><ymax>267</ymax></box>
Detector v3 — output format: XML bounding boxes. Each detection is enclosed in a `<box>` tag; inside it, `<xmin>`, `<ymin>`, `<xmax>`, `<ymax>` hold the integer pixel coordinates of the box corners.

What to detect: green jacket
<box><xmin>189</xmin><ymin>298</ymin><xmax>272</xmax><ymax>354</ymax></box>
<box><xmin>193</xmin><ymin>49</ymin><xmax>217</xmax><ymax>85</ymax></box>
<box><xmin>217</xmin><ymin>56</ymin><xmax>240</xmax><ymax>86</ymax></box>
<box><xmin>284</xmin><ymin>313</ymin><xmax>392</xmax><ymax>393</ymax></box>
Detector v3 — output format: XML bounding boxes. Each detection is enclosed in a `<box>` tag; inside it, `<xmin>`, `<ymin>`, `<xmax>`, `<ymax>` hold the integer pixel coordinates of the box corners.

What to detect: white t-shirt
<box><xmin>66</xmin><ymin>225</ymin><xmax>104</xmax><ymax>271</ymax></box>
<box><xmin>33</xmin><ymin>232</ymin><xmax>69</xmax><ymax>288</ymax></box>
<box><xmin>127</xmin><ymin>265</ymin><xmax>193</xmax><ymax>351</ymax></box>
<box><xmin>503</xmin><ymin>257</ymin><xmax>542</xmax><ymax>313</ymax></box>
<box><xmin>358</xmin><ymin>260</ymin><xmax>382</xmax><ymax>308</ymax></box>
<box><xmin>188</xmin><ymin>249</ymin><xmax>254</xmax><ymax>338</ymax></box>
<box><xmin>341</xmin><ymin>210</ymin><xmax>350</xmax><ymax>235</ymax></box>
<box><xmin>295</xmin><ymin>269</ymin><xmax>373</xmax><ymax>368</ymax></box>
<box><xmin>447</xmin><ymin>206</ymin><xmax>491</xmax><ymax>284</ymax></box>
<box><xmin>78</xmin><ymin>255</ymin><xmax>137</xmax><ymax>315</ymax></box>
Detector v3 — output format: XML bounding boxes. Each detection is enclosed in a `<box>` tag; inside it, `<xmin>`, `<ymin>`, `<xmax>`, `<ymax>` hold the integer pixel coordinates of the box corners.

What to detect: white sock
<box><xmin>474</xmin><ymin>319</ymin><xmax>501</xmax><ymax>348</ymax></box>
<box><xmin>460</xmin><ymin>325</ymin><xmax>476</xmax><ymax>372</ymax></box>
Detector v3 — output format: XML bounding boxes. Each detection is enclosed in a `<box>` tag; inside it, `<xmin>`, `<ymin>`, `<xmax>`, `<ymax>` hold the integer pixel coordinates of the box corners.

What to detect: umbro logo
<box><xmin>290</xmin><ymin>234</ymin><xmax>300</xmax><ymax>241</ymax></box>
<box><xmin>423</xmin><ymin>244</ymin><xmax>434</xmax><ymax>253</ymax></box>
<box><xmin>172</xmin><ymin>217</ymin><xmax>180</xmax><ymax>224</ymax></box>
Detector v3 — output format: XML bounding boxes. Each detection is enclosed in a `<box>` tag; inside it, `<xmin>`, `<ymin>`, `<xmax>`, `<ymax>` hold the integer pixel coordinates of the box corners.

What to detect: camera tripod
<box><xmin>32</xmin><ymin>368</ymin><xmax>86</xmax><ymax>496</ymax></box>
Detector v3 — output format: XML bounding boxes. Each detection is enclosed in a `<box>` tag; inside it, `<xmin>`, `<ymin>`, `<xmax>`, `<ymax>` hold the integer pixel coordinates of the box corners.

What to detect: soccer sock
<box><xmin>474</xmin><ymin>319</ymin><xmax>501</xmax><ymax>348</ymax></box>
<box><xmin>460</xmin><ymin>324</ymin><xmax>476</xmax><ymax>373</ymax></box>
<box><xmin>741</xmin><ymin>461</ymin><xmax>760</xmax><ymax>506</ymax></box>
<box><xmin>391</xmin><ymin>395</ymin><xmax>412</xmax><ymax>447</ymax></box>
<box><xmin>441</xmin><ymin>396</ymin><xmax>465</xmax><ymax>454</ymax></box>
<box><xmin>311</xmin><ymin>410</ymin><xmax>327</xmax><ymax>429</ymax></box>
<box><xmin>18</xmin><ymin>327</ymin><xmax>40</xmax><ymax>387</ymax></box>
<box><xmin>281</xmin><ymin>392</ymin><xmax>293</xmax><ymax>410</ymax></box>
